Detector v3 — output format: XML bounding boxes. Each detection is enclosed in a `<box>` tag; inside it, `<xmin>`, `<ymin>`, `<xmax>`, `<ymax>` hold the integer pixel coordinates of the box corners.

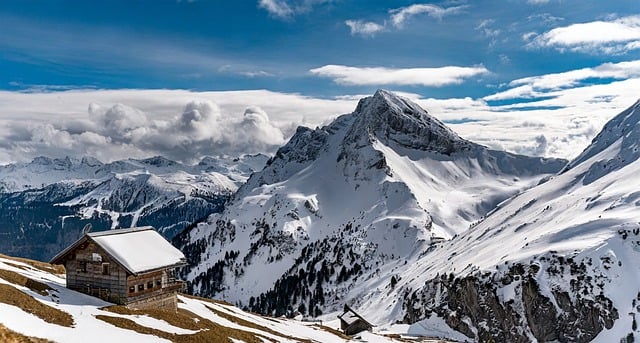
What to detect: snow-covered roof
<box><xmin>89</xmin><ymin>227</ymin><xmax>186</xmax><ymax>274</ymax></box>
<box><xmin>51</xmin><ymin>226</ymin><xmax>186</xmax><ymax>275</ymax></box>
<box><xmin>338</xmin><ymin>305</ymin><xmax>372</xmax><ymax>327</ymax></box>
<box><xmin>339</xmin><ymin>311</ymin><xmax>360</xmax><ymax>325</ymax></box>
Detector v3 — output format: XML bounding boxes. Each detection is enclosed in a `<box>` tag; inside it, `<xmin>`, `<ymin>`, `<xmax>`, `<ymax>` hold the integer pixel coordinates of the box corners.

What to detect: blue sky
<box><xmin>1</xmin><ymin>0</ymin><xmax>638</xmax><ymax>99</ymax></box>
<box><xmin>0</xmin><ymin>0</ymin><xmax>639</xmax><ymax>164</ymax></box>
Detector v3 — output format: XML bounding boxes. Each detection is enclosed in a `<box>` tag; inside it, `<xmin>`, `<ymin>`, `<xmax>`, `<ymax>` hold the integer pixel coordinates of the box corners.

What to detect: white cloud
<box><xmin>485</xmin><ymin>60</ymin><xmax>640</xmax><ymax>101</ymax></box>
<box><xmin>258</xmin><ymin>0</ymin><xmax>294</xmax><ymax>18</ymax></box>
<box><xmin>531</xmin><ymin>15</ymin><xmax>640</xmax><ymax>54</ymax></box>
<box><xmin>0</xmin><ymin>89</ymin><xmax>357</xmax><ymax>164</ymax></box>
<box><xmin>499</xmin><ymin>54</ymin><xmax>511</xmax><ymax>65</ymax></box>
<box><xmin>476</xmin><ymin>19</ymin><xmax>501</xmax><ymax>46</ymax></box>
<box><xmin>344</xmin><ymin>3</ymin><xmax>465</xmax><ymax>38</ymax></box>
<box><xmin>309</xmin><ymin>65</ymin><xmax>489</xmax><ymax>86</ymax></box>
<box><xmin>345</xmin><ymin>20</ymin><xmax>385</xmax><ymax>36</ymax></box>
<box><xmin>526</xmin><ymin>13</ymin><xmax>564</xmax><ymax>24</ymax></box>
<box><xmin>258</xmin><ymin>0</ymin><xmax>330</xmax><ymax>19</ymax></box>
<box><xmin>240</xmin><ymin>70</ymin><xmax>274</xmax><ymax>78</ymax></box>
<box><xmin>522</xmin><ymin>31</ymin><xmax>537</xmax><ymax>41</ymax></box>
<box><xmin>390</xmin><ymin>3</ymin><xmax>466</xmax><ymax>28</ymax></box>
<box><xmin>527</xmin><ymin>0</ymin><xmax>550</xmax><ymax>4</ymax></box>
<box><xmin>2</xmin><ymin>60</ymin><xmax>640</xmax><ymax>166</ymax></box>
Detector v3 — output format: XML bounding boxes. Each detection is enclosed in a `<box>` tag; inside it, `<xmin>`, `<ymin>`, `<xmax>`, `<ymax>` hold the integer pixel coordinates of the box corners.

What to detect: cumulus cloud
<box><xmin>94</xmin><ymin>101</ymin><xmax>285</xmax><ymax>161</ymax></box>
<box><xmin>0</xmin><ymin>89</ymin><xmax>356</xmax><ymax>164</ymax></box>
<box><xmin>390</xmin><ymin>4</ymin><xmax>466</xmax><ymax>28</ymax></box>
<box><xmin>345</xmin><ymin>20</ymin><xmax>385</xmax><ymax>36</ymax></box>
<box><xmin>309</xmin><ymin>65</ymin><xmax>489</xmax><ymax>86</ymax></box>
<box><xmin>530</xmin><ymin>15</ymin><xmax>640</xmax><ymax>54</ymax></box>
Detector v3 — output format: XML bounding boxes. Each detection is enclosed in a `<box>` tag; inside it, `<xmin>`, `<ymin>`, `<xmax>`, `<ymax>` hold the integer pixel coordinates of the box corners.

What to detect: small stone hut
<box><xmin>338</xmin><ymin>304</ymin><xmax>373</xmax><ymax>336</ymax></box>
<box><xmin>50</xmin><ymin>226</ymin><xmax>186</xmax><ymax>310</ymax></box>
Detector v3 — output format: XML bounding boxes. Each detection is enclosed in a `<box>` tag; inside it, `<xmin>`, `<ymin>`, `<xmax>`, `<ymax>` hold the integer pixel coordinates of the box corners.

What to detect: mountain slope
<box><xmin>0</xmin><ymin>253</ymin><xmax>415</xmax><ymax>343</ymax></box>
<box><xmin>357</xmin><ymin>99</ymin><xmax>640</xmax><ymax>342</ymax></box>
<box><xmin>176</xmin><ymin>90</ymin><xmax>566</xmax><ymax>319</ymax></box>
<box><xmin>0</xmin><ymin>155</ymin><xmax>267</xmax><ymax>261</ymax></box>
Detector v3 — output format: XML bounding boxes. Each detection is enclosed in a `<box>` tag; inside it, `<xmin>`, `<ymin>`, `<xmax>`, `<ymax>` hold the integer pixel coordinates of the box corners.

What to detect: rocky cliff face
<box><xmin>347</xmin><ymin>90</ymin><xmax>473</xmax><ymax>154</ymax></box>
<box><xmin>402</xmin><ymin>255</ymin><xmax>620</xmax><ymax>342</ymax></box>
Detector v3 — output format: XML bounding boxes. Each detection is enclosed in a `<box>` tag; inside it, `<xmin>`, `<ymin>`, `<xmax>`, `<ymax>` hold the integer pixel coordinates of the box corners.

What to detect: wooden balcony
<box><xmin>126</xmin><ymin>280</ymin><xmax>186</xmax><ymax>303</ymax></box>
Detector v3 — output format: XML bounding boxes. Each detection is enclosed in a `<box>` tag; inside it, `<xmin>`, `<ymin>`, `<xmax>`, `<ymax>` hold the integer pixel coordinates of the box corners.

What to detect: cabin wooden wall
<box><xmin>126</xmin><ymin>270</ymin><xmax>164</xmax><ymax>299</ymax></box>
<box><xmin>64</xmin><ymin>242</ymin><xmax>128</xmax><ymax>304</ymax></box>
<box><xmin>343</xmin><ymin>319</ymin><xmax>372</xmax><ymax>336</ymax></box>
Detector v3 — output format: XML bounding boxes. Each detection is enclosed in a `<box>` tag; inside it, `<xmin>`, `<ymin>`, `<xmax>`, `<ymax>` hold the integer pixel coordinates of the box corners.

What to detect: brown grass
<box><xmin>0</xmin><ymin>284</ymin><xmax>74</xmax><ymax>327</ymax></box>
<box><xmin>102</xmin><ymin>306</ymin><xmax>202</xmax><ymax>331</ymax></box>
<box><xmin>0</xmin><ymin>269</ymin><xmax>54</xmax><ymax>296</ymax></box>
<box><xmin>96</xmin><ymin>310</ymin><xmax>270</xmax><ymax>343</ymax></box>
<box><xmin>205</xmin><ymin>304</ymin><xmax>311</xmax><ymax>342</ymax></box>
<box><xmin>180</xmin><ymin>293</ymin><xmax>314</xmax><ymax>342</ymax></box>
<box><xmin>179</xmin><ymin>293</ymin><xmax>234</xmax><ymax>306</ymax></box>
<box><xmin>0</xmin><ymin>323</ymin><xmax>53</xmax><ymax>343</ymax></box>
<box><xmin>0</xmin><ymin>254</ymin><xmax>65</xmax><ymax>275</ymax></box>
<box><xmin>100</xmin><ymin>297</ymin><xmax>345</xmax><ymax>342</ymax></box>
<box><xmin>313</xmin><ymin>324</ymin><xmax>351</xmax><ymax>340</ymax></box>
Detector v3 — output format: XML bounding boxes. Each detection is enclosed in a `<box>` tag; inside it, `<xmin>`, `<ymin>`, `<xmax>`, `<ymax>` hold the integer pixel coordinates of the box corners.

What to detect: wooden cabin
<box><xmin>50</xmin><ymin>226</ymin><xmax>187</xmax><ymax>311</ymax></box>
<box><xmin>338</xmin><ymin>304</ymin><xmax>373</xmax><ymax>336</ymax></box>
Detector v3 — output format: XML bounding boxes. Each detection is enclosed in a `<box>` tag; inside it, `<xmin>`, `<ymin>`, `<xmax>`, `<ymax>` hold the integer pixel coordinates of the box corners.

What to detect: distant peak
<box><xmin>563</xmin><ymin>98</ymin><xmax>640</xmax><ymax>178</ymax></box>
<box><xmin>31</xmin><ymin>156</ymin><xmax>53</xmax><ymax>165</ymax></box>
<box><xmin>137</xmin><ymin>156</ymin><xmax>181</xmax><ymax>169</ymax></box>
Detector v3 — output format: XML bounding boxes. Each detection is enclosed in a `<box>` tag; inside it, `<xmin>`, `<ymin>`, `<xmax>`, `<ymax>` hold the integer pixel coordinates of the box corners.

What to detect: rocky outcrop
<box><xmin>402</xmin><ymin>258</ymin><xmax>618</xmax><ymax>343</ymax></box>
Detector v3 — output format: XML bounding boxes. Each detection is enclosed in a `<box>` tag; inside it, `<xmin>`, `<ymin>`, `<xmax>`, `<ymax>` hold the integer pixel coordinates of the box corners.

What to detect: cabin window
<box><xmin>156</xmin><ymin>279</ymin><xmax>162</xmax><ymax>287</ymax></box>
<box><xmin>102</xmin><ymin>263</ymin><xmax>110</xmax><ymax>275</ymax></box>
<box><xmin>129</xmin><ymin>286</ymin><xmax>135</xmax><ymax>293</ymax></box>
<box><xmin>78</xmin><ymin>261</ymin><xmax>87</xmax><ymax>273</ymax></box>
<box><xmin>147</xmin><ymin>281</ymin><xmax>153</xmax><ymax>289</ymax></box>
<box><xmin>137</xmin><ymin>284</ymin><xmax>144</xmax><ymax>292</ymax></box>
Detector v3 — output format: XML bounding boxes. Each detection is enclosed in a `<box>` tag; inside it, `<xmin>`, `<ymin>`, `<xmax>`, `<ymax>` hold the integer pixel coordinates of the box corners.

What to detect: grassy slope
<box><xmin>0</xmin><ymin>254</ymin><xmax>411</xmax><ymax>343</ymax></box>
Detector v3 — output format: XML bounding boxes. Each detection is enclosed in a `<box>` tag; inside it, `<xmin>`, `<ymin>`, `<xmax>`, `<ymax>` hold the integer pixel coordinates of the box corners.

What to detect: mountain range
<box><xmin>0</xmin><ymin>154</ymin><xmax>268</xmax><ymax>261</ymax></box>
<box><xmin>2</xmin><ymin>90</ymin><xmax>639</xmax><ymax>342</ymax></box>
<box><xmin>176</xmin><ymin>90</ymin><xmax>640</xmax><ymax>342</ymax></box>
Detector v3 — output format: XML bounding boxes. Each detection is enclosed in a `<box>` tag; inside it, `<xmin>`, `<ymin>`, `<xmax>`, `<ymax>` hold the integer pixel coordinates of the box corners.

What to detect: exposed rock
<box><xmin>402</xmin><ymin>260</ymin><xmax>618</xmax><ymax>343</ymax></box>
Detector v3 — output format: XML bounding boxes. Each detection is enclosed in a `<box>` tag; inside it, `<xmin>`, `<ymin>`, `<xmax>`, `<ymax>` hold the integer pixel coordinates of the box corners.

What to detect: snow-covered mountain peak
<box><xmin>564</xmin><ymin>98</ymin><xmax>640</xmax><ymax>184</ymax></box>
<box><xmin>28</xmin><ymin>156</ymin><xmax>81</xmax><ymax>171</ymax></box>
<box><xmin>349</xmin><ymin>89</ymin><xmax>473</xmax><ymax>154</ymax></box>
<box><xmin>138</xmin><ymin>155</ymin><xmax>179</xmax><ymax>168</ymax></box>
<box><xmin>178</xmin><ymin>90</ymin><xmax>567</xmax><ymax>323</ymax></box>
<box><xmin>252</xmin><ymin>90</ymin><xmax>477</xmax><ymax>189</ymax></box>
<box><xmin>80</xmin><ymin>156</ymin><xmax>103</xmax><ymax>167</ymax></box>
